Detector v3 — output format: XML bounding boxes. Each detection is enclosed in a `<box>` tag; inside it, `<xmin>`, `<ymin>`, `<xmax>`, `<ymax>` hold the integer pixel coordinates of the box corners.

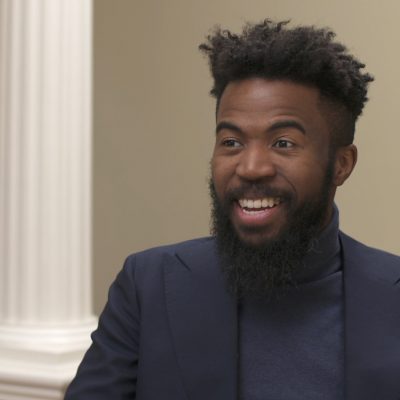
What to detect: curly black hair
<box><xmin>199</xmin><ymin>20</ymin><xmax>374</xmax><ymax>146</ymax></box>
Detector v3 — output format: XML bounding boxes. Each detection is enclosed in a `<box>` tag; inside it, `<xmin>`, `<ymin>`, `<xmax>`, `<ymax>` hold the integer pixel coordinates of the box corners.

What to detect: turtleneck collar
<box><xmin>294</xmin><ymin>204</ymin><xmax>341</xmax><ymax>284</ymax></box>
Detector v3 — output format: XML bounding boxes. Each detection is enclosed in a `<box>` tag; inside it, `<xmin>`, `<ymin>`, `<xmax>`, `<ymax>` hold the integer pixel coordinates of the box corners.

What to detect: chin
<box><xmin>235</xmin><ymin>228</ymin><xmax>281</xmax><ymax>249</ymax></box>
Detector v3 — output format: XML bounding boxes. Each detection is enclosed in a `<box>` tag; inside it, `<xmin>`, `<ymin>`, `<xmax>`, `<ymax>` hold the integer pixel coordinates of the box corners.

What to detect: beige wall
<box><xmin>93</xmin><ymin>0</ymin><xmax>400</xmax><ymax>314</ymax></box>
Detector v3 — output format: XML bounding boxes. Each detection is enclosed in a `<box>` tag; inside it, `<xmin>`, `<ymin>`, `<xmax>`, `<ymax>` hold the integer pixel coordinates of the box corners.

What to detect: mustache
<box><xmin>223</xmin><ymin>183</ymin><xmax>294</xmax><ymax>204</ymax></box>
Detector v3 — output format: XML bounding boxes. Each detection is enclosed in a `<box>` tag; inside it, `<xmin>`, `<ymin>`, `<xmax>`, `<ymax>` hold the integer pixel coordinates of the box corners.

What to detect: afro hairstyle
<box><xmin>199</xmin><ymin>20</ymin><xmax>374</xmax><ymax>146</ymax></box>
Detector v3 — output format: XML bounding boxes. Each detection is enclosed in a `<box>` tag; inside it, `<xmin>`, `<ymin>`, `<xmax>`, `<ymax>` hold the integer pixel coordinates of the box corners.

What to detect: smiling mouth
<box><xmin>238</xmin><ymin>197</ymin><xmax>282</xmax><ymax>214</ymax></box>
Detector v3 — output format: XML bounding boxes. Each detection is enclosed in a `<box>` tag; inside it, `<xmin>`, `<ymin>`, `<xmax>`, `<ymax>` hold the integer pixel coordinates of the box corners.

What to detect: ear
<box><xmin>333</xmin><ymin>144</ymin><xmax>357</xmax><ymax>186</ymax></box>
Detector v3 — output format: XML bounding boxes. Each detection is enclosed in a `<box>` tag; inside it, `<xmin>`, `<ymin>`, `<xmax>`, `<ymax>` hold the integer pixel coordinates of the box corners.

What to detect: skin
<box><xmin>211</xmin><ymin>78</ymin><xmax>357</xmax><ymax>247</ymax></box>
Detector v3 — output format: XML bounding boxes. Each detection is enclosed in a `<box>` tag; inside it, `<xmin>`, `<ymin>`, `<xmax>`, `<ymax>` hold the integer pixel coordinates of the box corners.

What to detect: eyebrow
<box><xmin>268</xmin><ymin>120</ymin><xmax>306</xmax><ymax>135</ymax></box>
<box><xmin>215</xmin><ymin>119</ymin><xmax>306</xmax><ymax>135</ymax></box>
<box><xmin>215</xmin><ymin>121</ymin><xmax>243</xmax><ymax>135</ymax></box>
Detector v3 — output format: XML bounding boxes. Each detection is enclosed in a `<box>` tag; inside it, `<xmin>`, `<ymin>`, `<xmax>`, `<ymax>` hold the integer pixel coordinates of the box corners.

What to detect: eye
<box><xmin>273</xmin><ymin>139</ymin><xmax>294</xmax><ymax>149</ymax></box>
<box><xmin>221</xmin><ymin>138</ymin><xmax>242</xmax><ymax>148</ymax></box>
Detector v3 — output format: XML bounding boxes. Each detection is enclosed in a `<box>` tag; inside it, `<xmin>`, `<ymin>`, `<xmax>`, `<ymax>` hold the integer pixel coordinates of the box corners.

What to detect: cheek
<box><xmin>210</xmin><ymin>161</ymin><xmax>225</xmax><ymax>200</ymax></box>
<box><xmin>211</xmin><ymin>157</ymin><xmax>234</xmax><ymax>189</ymax></box>
<box><xmin>283</xmin><ymin>158</ymin><xmax>327</xmax><ymax>197</ymax></box>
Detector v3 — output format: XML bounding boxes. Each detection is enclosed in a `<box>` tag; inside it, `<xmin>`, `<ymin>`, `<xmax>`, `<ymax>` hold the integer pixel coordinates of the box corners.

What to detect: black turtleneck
<box><xmin>239</xmin><ymin>206</ymin><xmax>344</xmax><ymax>399</ymax></box>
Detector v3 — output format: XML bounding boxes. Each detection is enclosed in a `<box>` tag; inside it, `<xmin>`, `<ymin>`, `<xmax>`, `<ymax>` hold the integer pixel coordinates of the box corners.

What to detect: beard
<box><xmin>210</xmin><ymin>161</ymin><xmax>335</xmax><ymax>300</ymax></box>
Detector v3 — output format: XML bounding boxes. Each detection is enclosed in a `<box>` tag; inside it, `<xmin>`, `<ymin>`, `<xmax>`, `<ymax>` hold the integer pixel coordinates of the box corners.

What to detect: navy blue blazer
<box><xmin>65</xmin><ymin>232</ymin><xmax>400</xmax><ymax>399</ymax></box>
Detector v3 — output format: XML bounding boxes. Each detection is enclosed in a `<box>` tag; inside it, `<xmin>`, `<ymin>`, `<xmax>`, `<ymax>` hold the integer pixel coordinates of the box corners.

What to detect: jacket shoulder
<box><xmin>122</xmin><ymin>236</ymin><xmax>216</xmax><ymax>275</ymax></box>
<box><xmin>339</xmin><ymin>231</ymin><xmax>400</xmax><ymax>283</ymax></box>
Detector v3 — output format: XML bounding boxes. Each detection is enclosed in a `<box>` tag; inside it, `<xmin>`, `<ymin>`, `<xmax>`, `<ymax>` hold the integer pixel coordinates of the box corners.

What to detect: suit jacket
<box><xmin>65</xmin><ymin>232</ymin><xmax>400</xmax><ymax>400</ymax></box>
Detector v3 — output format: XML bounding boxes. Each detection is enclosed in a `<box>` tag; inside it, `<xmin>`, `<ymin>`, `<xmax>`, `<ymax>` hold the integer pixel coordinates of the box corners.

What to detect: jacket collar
<box><xmin>164</xmin><ymin>238</ymin><xmax>237</xmax><ymax>400</ymax></box>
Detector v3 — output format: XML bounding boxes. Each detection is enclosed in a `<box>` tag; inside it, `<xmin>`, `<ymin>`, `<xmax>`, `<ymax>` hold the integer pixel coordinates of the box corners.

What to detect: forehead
<box><xmin>217</xmin><ymin>78</ymin><xmax>329</xmax><ymax>131</ymax></box>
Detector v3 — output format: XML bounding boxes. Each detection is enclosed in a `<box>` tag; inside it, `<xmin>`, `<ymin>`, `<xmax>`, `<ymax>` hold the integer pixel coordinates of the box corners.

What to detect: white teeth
<box><xmin>239</xmin><ymin>197</ymin><xmax>281</xmax><ymax>209</ymax></box>
<box><xmin>261</xmin><ymin>199</ymin><xmax>268</xmax><ymax>208</ymax></box>
<box><xmin>253</xmin><ymin>199</ymin><xmax>261</xmax><ymax>208</ymax></box>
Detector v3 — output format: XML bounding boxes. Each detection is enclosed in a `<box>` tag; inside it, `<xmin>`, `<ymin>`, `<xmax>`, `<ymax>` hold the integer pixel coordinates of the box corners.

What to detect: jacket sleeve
<box><xmin>64</xmin><ymin>255</ymin><xmax>140</xmax><ymax>399</ymax></box>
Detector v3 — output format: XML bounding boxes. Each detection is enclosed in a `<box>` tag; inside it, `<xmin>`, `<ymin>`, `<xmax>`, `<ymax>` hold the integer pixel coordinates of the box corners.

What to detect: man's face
<box><xmin>211</xmin><ymin>78</ymin><xmax>336</xmax><ymax>248</ymax></box>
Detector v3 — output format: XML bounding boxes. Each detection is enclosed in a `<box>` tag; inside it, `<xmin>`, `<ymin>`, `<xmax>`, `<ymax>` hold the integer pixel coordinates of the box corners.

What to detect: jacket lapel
<box><xmin>341</xmin><ymin>232</ymin><xmax>400</xmax><ymax>400</ymax></box>
<box><xmin>164</xmin><ymin>238</ymin><xmax>238</xmax><ymax>400</ymax></box>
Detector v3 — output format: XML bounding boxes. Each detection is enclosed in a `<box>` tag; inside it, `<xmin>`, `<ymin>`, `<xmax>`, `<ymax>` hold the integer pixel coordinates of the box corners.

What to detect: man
<box><xmin>65</xmin><ymin>20</ymin><xmax>400</xmax><ymax>400</ymax></box>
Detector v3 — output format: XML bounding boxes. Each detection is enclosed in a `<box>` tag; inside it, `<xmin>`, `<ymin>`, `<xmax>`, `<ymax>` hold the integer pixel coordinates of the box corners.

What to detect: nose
<box><xmin>235</xmin><ymin>144</ymin><xmax>277</xmax><ymax>181</ymax></box>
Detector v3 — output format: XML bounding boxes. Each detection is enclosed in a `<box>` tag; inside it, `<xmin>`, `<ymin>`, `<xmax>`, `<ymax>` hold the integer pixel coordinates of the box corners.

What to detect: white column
<box><xmin>0</xmin><ymin>0</ymin><xmax>96</xmax><ymax>399</ymax></box>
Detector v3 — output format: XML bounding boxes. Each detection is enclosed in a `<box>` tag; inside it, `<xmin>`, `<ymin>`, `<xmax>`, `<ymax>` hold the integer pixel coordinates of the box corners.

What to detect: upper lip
<box><xmin>226</xmin><ymin>184</ymin><xmax>289</xmax><ymax>204</ymax></box>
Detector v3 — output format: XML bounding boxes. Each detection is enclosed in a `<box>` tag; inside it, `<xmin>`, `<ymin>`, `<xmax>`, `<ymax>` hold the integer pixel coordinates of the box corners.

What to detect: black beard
<box><xmin>209</xmin><ymin>162</ymin><xmax>335</xmax><ymax>300</ymax></box>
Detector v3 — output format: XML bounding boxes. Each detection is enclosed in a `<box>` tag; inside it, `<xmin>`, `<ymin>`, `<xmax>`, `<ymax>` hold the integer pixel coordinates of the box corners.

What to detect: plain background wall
<box><xmin>93</xmin><ymin>0</ymin><xmax>400</xmax><ymax>314</ymax></box>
